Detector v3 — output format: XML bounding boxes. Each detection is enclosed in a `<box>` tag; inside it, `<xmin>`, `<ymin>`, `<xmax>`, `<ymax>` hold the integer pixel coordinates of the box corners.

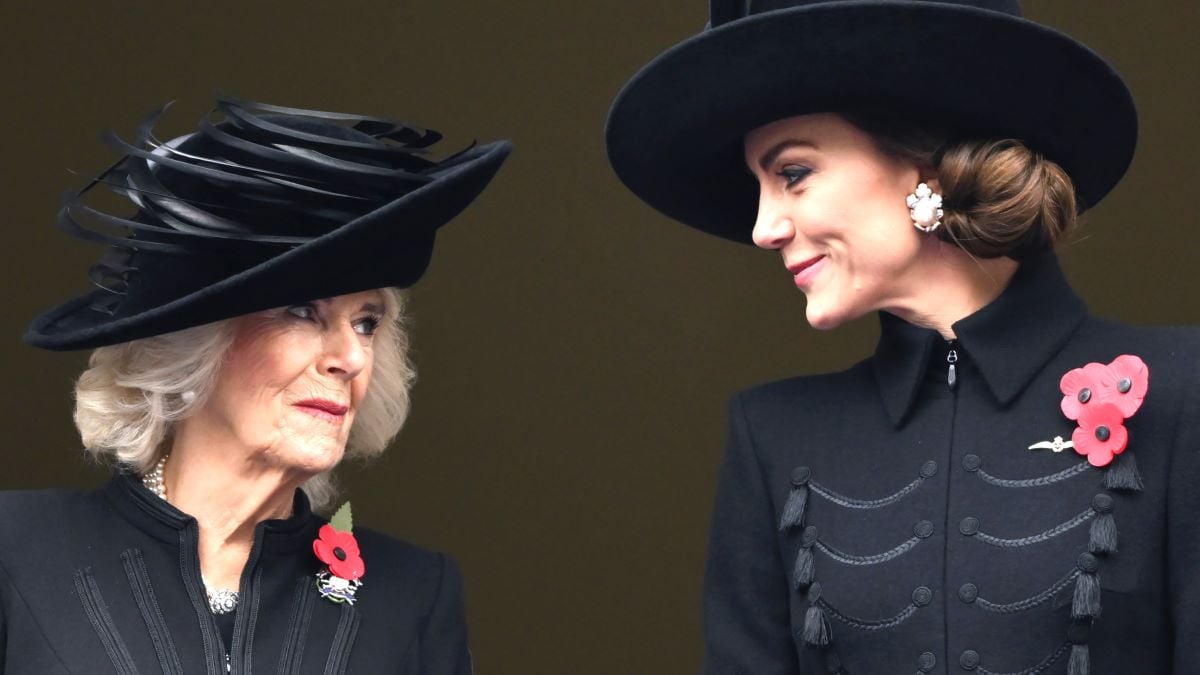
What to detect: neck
<box><xmin>163</xmin><ymin>423</ymin><xmax>309</xmax><ymax>591</ymax></box>
<box><xmin>886</xmin><ymin>241</ymin><xmax>1020</xmax><ymax>340</ymax></box>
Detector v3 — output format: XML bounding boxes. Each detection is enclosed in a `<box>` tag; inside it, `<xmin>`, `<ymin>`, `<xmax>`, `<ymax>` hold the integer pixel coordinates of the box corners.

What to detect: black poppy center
<box><xmin>1078</xmin><ymin>388</ymin><xmax>1092</xmax><ymax>403</ymax></box>
<box><xmin>1118</xmin><ymin>378</ymin><xmax>1132</xmax><ymax>393</ymax></box>
<box><xmin>1095</xmin><ymin>426</ymin><xmax>1111</xmax><ymax>442</ymax></box>
<box><xmin>333</xmin><ymin>547</ymin><xmax>347</xmax><ymax>561</ymax></box>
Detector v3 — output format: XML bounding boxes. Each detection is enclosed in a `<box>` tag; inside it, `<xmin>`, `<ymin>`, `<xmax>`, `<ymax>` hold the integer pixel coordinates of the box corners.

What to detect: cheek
<box><xmin>214</xmin><ymin>330</ymin><xmax>314</xmax><ymax>433</ymax></box>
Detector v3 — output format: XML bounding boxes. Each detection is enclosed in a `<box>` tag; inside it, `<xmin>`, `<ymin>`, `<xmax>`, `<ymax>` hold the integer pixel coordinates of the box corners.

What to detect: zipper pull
<box><xmin>946</xmin><ymin>343</ymin><xmax>959</xmax><ymax>390</ymax></box>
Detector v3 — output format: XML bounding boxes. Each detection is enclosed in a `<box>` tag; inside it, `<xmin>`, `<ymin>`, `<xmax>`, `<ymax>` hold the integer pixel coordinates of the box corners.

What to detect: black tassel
<box><xmin>779</xmin><ymin>467</ymin><xmax>811</xmax><ymax>530</ymax></box>
<box><xmin>779</xmin><ymin>485</ymin><xmax>808</xmax><ymax>530</ymax></box>
<box><xmin>1068</xmin><ymin>644</ymin><xmax>1090</xmax><ymax>675</ymax></box>
<box><xmin>1072</xmin><ymin>555</ymin><xmax>1102</xmax><ymax>619</ymax></box>
<box><xmin>792</xmin><ymin>544</ymin><xmax>815</xmax><ymax>590</ymax></box>
<box><xmin>802</xmin><ymin>604</ymin><xmax>832</xmax><ymax>646</ymax></box>
<box><xmin>802</xmin><ymin>582</ymin><xmax>832</xmax><ymax>647</ymax></box>
<box><xmin>1104</xmin><ymin>451</ymin><xmax>1143</xmax><ymax>492</ymax></box>
<box><xmin>1089</xmin><ymin>493</ymin><xmax>1117</xmax><ymax>554</ymax></box>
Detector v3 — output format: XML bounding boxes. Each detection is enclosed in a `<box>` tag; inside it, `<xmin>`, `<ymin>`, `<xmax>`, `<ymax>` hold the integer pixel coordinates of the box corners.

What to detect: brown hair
<box><xmin>843</xmin><ymin>113</ymin><xmax>1077</xmax><ymax>259</ymax></box>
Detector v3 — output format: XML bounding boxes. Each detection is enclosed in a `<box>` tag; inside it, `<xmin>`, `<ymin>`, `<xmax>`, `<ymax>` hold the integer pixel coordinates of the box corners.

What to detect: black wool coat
<box><xmin>703</xmin><ymin>255</ymin><xmax>1200</xmax><ymax>674</ymax></box>
<box><xmin>0</xmin><ymin>474</ymin><xmax>472</xmax><ymax>674</ymax></box>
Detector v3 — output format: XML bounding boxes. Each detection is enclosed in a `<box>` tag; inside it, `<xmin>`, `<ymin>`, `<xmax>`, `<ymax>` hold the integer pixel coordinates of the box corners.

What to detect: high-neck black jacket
<box><xmin>703</xmin><ymin>255</ymin><xmax>1200</xmax><ymax>674</ymax></box>
<box><xmin>0</xmin><ymin>474</ymin><xmax>472</xmax><ymax>674</ymax></box>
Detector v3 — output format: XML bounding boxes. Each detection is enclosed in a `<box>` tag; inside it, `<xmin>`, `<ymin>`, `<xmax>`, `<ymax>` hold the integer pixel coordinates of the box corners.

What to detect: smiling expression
<box><xmin>190</xmin><ymin>290</ymin><xmax>386</xmax><ymax>475</ymax></box>
<box><xmin>744</xmin><ymin>113</ymin><xmax>931</xmax><ymax>330</ymax></box>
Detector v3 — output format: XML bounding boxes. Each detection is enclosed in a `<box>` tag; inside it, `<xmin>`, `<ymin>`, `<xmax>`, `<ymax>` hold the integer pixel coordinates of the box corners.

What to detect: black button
<box><xmin>912</xmin><ymin>586</ymin><xmax>933</xmax><ymax>606</ymax></box>
<box><xmin>1118</xmin><ymin>378</ymin><xmax>1133</xmax><ymax>393</ymax></box>
<box><xmin>920</xmin><ymin>460</ymin><xmax>938</xmax><ymax>478</ymax></box>
<box><xmin>800</xmin><ymin>525</ymin><xmax>819</xmax><ymax>547</ymax></box>
<box><xmin>1092</xmin><ymin>493</ymin><xmax>1115</xmax><ymax>513</ymax></box>
<box><xmin>1077</xmin><ymin>552</ymin><xmax>1099</xmax><ymax>573</ymax></box>
<box><xmin>959</xmin><ymin>649</ymin><xmax>980</xmax><ymax>670</ymax></box>
<box><xmin>959</xmin><ymin>516</ymin><xmax>979</xmax><ymax>536</ymax></box>
<box><xmin>962</xmin><ymin>454</ymin><xmax>981</xmax><ymax>472</ymax></box>
<box><xmin>790</xmin><ymin>466</ymin><xmax>811</xmax><ymax>486</ymax></box>
<box><xmin>914</xmin><ymin>520</ymin><xmax>934</xmax><ymax>539</ymax></box>
<box><xmin>918</xmin><ymin>652</ymin><xmax>936</xmax><ymax>672</ymax></box>
<box><xmin>1078</xmin><ymin>388</ymin><xmax>1092</xmax><ymax>403</ymax></box>
<box><xmin>958</xmin><ymin>583</ymin><xmax>978</xmax><ymax>603</ymax></box>
<box><xmin>1095</xmin><ymin>425</ymin><xmax>1111</xmax><ymax>442</ymax></box>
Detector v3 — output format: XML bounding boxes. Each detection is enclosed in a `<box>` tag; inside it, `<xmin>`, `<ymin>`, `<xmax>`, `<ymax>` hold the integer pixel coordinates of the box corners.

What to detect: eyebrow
<box><xmin>756</xmin><ymin>139</ymin><xmax>819</xmax><ymax>172</ymax></box>
<box><xmin>312</xmin><ymin>298</ymin><xmax>385</xmax><ymax>315</ymax></box>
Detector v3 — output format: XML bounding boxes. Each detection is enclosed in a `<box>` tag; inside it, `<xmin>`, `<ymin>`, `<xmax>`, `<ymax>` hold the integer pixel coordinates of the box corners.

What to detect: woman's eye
<box><xmin>778</xmin><ymin>166</ymin><xmax>812</xmax><ymax>188</ymax></box>
<box><xmin>353</xmin><ymin>315</ymin><xmax>382</xmax><ymax>337</ymax></box>
<box><xmin>285</xmin><ymin>304</ymin><xmax>317</xmax><ymax>321</ymax></box>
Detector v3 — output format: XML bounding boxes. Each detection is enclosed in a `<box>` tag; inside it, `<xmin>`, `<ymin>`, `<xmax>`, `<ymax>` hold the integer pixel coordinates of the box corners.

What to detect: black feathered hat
<box><xmin>605</xmin><ymin>0</ymin><xmax>1137</xmax><ymax>243</ymax></box>
<box><xmin>26</xmin><ymin>96</ymin><xmax>512</xmax><ymax>350</ymax></box>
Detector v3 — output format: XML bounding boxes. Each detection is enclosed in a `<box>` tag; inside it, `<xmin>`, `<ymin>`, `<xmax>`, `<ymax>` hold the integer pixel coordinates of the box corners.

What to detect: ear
<box><xmin>919</xmin><ymin>168</ymin><xmax>942</xmax><ymax>196</ymax></box>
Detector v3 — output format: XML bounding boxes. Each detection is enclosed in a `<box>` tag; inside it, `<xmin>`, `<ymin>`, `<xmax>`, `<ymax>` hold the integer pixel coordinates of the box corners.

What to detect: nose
<box><xmin>319</xmin><ymin>325</ymin><xmax>368</xmax><ymax>381</ymax></box>
<box><xmin>750</xmin><ymin>191</ymin><xmax>795</xmax><ymax>250</ymax></box>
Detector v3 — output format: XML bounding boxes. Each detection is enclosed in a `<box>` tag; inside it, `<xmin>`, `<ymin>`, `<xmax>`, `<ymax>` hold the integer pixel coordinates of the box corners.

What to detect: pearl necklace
<box><xmin>142</xmin><ymin>455</ymin><xmax>240</xmax><ymax>615</ymax></box>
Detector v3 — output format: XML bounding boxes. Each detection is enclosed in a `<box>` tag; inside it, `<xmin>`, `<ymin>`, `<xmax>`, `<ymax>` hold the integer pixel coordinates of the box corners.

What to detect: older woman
<box><xmin>607</xmin><ymin>2</ymin><xmax>1198</xmax><ymax>674</ymax></box>
<box><xmin>3</xmin><ymin>97</ymin><xmax>510</xmax><ymax>673</ymax></box>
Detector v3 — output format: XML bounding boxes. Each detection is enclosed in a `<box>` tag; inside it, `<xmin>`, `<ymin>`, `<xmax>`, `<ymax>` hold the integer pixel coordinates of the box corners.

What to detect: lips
<box><xmin>785</xmin><ymin>255</ymin><xmax>827</xmax><ymax>288</ymax></box>
<box><xmin>294</xmin><ymin>399</ymin><xmax>349</xmax><ymax>421</ymax></box>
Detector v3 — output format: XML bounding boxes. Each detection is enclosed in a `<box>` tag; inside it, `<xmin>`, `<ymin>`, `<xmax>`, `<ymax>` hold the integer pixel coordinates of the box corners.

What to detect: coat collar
<box><xmin>872</xmin><ymin>254</ymin><xmax>1089</xmax><ymax>427</ymax></box>
<box><xmin>102</xmin><ymin>471</ymin><xmax>320</xmax><ymax>555</ymax></box>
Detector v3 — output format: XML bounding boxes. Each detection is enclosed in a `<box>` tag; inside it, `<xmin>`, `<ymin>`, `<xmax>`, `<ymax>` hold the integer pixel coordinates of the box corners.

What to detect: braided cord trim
<box><xmin>976</xmin><ymin>569</ymin><xmax>1081</xmax><ymax>614</ymax></box>
<box><xmin>818</xmin><ymin>597</ymin><xmax>918</xmax><ymax>631</ymax></box>
<box><xmin>976</xmin><ymin>461</ymin><xmax>1090</xmax><ymax>488</ymax></box>
<box><xmin>810</xmin><ymin>477</ymin><xmax>924</xmax><ymax>509</ymax></box>
<box><xmin>977</xmin><ymin>642</ymin><xmax>1070</xmax><ymax>675</ymax></box>
<box><xmin>815</xmin><ymin>536</ymin><xmax>921</xmax><ymax>566</ymax></box>
<box><xmin>975</xmin><ymin>508</ymin><xmax>1095</xmax><ymax>548</ymax></box>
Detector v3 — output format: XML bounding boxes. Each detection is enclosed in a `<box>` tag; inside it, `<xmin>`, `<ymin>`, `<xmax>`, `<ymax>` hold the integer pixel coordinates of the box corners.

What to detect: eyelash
<box><xmin>777</xmin><ymin>166</ymin><xmax>812</xmax><ymax>189</ymax></box>
<box><xmin>285</xmin><ymin>304</ymin><xmax>382</xmax><ymax>337</ymax></box>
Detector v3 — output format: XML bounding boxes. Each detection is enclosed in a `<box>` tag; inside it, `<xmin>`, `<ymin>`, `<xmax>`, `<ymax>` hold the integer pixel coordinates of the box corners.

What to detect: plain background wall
<box><xmin>2</xmin><ymin>2</ymin><xmax>1197</xmax><ymax>673</ymax></box>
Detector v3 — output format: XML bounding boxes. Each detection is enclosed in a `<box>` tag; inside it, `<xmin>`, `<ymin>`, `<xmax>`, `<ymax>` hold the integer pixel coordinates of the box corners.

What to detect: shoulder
<box><xmin>349</xmin><ymin>526</ymin><xmax>465</xmax><ymax>606</ymax></box>
<box><xmin>351</xmin><ymin>526</ymin><xmax>457</xmax><ymax>579</ymax></box>
<box><xmin>0</xmin><ymin>488</ymin><xmax>95</xmax><ymax>538</ymax></box>
<box><xmin>1074</xmin><ymin>318</ymin><xmax>1200</xmax><ymax>394</ymax></box>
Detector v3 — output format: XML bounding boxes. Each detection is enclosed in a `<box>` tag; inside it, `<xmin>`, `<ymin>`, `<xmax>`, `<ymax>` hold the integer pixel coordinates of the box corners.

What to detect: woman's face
<box><xmin>191</xmin><ymin>290</ymin><xmax>386</xmax><ymax>475</ymax></box>
<box><xmin>744</xmin><ymin>113</ymin><xmax>929</xmax><ymax>330</ymax></box>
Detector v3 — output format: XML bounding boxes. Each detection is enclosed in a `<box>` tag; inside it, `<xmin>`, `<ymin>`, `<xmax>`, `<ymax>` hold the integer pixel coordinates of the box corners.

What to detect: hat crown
<box><xmin>710</xmin><ymin>0</ymin><xmax>1021</xmax><ymax>28</ymax></box>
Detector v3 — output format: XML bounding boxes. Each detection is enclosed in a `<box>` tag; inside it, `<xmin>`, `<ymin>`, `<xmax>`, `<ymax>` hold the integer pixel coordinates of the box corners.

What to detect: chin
<box><xmin>804</xmin><ymin>303</ymin><xmax>848</xmax><ymax>331</ymax></box>
<box><xmin>276</xmin><ymin>441</ymin><xmax>346</xmax><ymax>476</ymax></box>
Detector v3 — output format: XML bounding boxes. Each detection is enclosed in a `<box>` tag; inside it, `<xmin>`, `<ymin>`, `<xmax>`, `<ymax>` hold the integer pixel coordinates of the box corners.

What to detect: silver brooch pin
<box><xmin>1028</xmin><ymin>436</ymin><xmax>1074</xmax><ymax>453</ymax></box>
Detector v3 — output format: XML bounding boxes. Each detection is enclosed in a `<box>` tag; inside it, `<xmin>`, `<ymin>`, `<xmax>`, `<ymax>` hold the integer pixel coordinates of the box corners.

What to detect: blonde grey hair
<box><xmin>73</xmin><ymin>288</ymin><xmax>415</xmax><ymax>512</ymax></box>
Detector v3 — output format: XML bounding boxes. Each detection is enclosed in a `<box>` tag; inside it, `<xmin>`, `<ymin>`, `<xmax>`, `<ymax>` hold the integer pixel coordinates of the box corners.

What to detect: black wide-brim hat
<box><xmin>27</xmin><ymin>96</ymin><xmax>512</xmax><ymax>350</ymax></box>
<box><xmin>605</xmin><ymin>0</ymin><xmax>1137</xmax><ymax>243</ymax></box>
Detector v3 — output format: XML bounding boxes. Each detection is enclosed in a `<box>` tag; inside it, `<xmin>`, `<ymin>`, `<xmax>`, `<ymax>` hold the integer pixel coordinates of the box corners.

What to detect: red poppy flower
<box><xmin>313</xmin><ymin>524</ymin><xmax>365</xmax><ymax>580</ymax></box>
<box><xmin>1096</xmin><ymin>355</ymin><xmax>1149</xmax><ymax>417</ymax></box>
<box><xmin>1059</xmin><ymin>362</ymin><xmax>1109</xmax><ymax>420</ymax></box>
<box><xmin>1060</xmin><ymin>355</ymin><xmax>1149</xmax><ymax>420</ymax></box>
<box><xmin>1072</xmin><ymin>402</ymin><xmax>1129</xmax><ymax>468</ymax></box>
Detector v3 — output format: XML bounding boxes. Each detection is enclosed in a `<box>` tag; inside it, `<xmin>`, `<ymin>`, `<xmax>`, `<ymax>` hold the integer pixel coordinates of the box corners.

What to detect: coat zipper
<box><xmin>946</xmin><ymin>340</ymin><xmax>959</xmax><ymax>390</ymax></box>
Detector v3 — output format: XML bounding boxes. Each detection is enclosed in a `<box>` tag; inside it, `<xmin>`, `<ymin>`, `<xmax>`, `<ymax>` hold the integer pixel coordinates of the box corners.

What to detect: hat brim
<box><xmin>605</xmin><ymin>1</ymin><xmax>1137</xmax><ymax>243</ymax></box>
<box><xmin>26</xmin><ymin>140</ymin><xmax>512</xmax><ymax>350</ymax></box>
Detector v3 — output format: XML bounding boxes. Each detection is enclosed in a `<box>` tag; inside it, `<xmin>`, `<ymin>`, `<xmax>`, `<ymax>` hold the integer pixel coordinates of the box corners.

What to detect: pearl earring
<box><xmin>906</xmin><ymin>183</ymin><xmax>944</xmax><ymax>233</ymax></box>
<box><xmin>180</xmin><ymin>390</ymin><xmax>196</xmax><ymax>404</ymax></box>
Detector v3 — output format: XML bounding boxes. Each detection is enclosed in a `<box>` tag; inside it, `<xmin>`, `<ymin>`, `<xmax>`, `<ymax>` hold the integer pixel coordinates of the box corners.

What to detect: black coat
<box><xmin>703</xmin><ymin>255</ymin><xmax>1200</xmax><ymax>674</ymax></box>
<box><xmin>0</xmin><ymin>474</ymin><xmax>472</xmax><ymax>674</ymax></box>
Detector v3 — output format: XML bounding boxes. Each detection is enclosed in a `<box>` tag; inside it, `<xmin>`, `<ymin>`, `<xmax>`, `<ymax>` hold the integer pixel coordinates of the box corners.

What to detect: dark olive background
<box><xmin>2</xmin><ymin>2</ymin><xmax>1197</xmax><ymax>673</ymax></box>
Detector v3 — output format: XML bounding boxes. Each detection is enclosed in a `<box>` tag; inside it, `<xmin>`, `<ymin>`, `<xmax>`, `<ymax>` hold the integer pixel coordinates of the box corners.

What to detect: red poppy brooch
<box><xmin>313</xmin><ymin>502</ymin><xmax>364</xmax><ymax>604</ymax></box>
<box><xmin>1058</xmin><ymin>355</ymin><xmax>1149</xmax><ymax>467</ymax></box>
